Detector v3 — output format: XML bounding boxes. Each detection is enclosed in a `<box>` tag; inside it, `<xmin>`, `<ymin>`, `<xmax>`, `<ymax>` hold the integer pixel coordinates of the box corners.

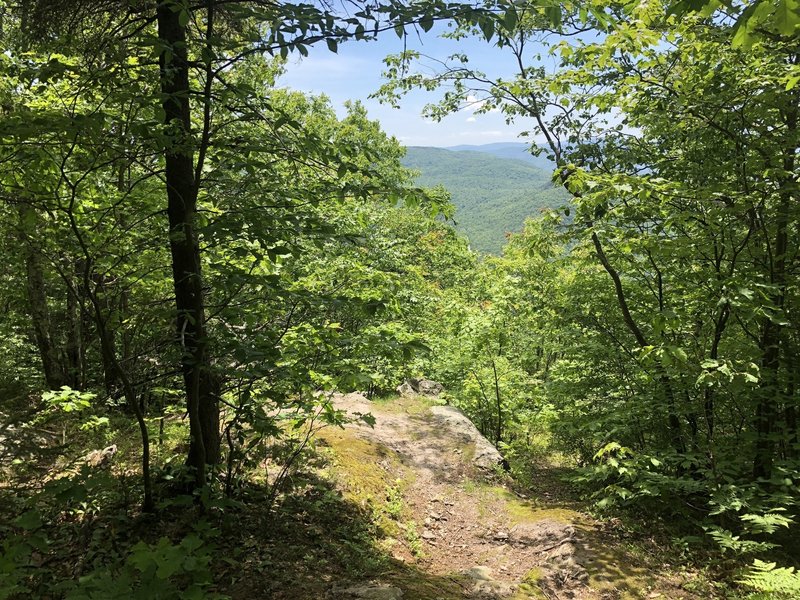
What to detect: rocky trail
<box><xmin>313</xmin><ymin>393</ymin><xmax>697</xmax><ymax>600</ymax></box>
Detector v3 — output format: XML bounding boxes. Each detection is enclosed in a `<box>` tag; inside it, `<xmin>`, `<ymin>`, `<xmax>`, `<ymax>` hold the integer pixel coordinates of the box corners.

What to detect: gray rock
<box><xmin>471</xmin><ymin>580</ymin><xmax>515</xmax><ymax>598</ymax></box>
<box><xmin>463</xmin><ymin>566</ymin><xmax>493</xmax><ymax>581</ymax></box>
<box><xmin>428</xmin><ymin>405</ymin><xmax>505</xmax><ymax>471</ymax></box>
<box><xmin>421</xmin><ymin>530</ymin><xmax>437</xmax><ymax>540</ymax></box>
<box><xmin>396</xmin><ymin>381</ymin><xmax>415</xmax><ymax>396</ymax></box>
<box><xmin>509</xmin><ymin>520</ymin><xmax>574</xmax><ymax>547</ymax></box>
<box><xmin>341</xmin><ymin>585</ymin><xmax>404</xmax><ymax>600</ymax></box>
<box><xmin>462</xmin><ymin>567</ymin><xmax>515</xmax><ymax>598</ymax></box>
<box><xmin>413</xmin><ymin>378</ymin><xmax>444</xmax><ymax>396</ymax></box>
<box><xmin>396</xmin><ymin>378</ymin><xmax>444</xmax><ymax>397</ymax></box>
<box><xmin>84</xmin><ymin>445</ymin><xmax>117</xmax><ymax>468</ymax></box>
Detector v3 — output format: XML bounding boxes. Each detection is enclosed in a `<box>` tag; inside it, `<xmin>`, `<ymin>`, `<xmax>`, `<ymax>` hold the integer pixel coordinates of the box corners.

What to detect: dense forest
<box><xmin>0</xmin><ymin>0</ymin><xmax>798</xmax><ymax>599</ymax></box>
<box><xmin>403</xmin><ymin>146</ymin><xmax>568</xmax><ymax>254</ymax></box>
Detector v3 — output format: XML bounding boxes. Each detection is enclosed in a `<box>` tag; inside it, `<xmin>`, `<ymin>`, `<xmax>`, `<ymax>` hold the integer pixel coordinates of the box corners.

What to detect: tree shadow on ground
<box><xmin>221</xmin><ymin>471</ymin><xmax>471</xmax><ymax>600</ymax></box>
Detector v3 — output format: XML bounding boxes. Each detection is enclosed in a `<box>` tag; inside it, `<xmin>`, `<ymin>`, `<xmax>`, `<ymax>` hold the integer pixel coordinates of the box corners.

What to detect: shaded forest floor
<box><xmin>235</xmin><ymin>394</ymin><xmax>717</xmax><ymax>599</ymax></box>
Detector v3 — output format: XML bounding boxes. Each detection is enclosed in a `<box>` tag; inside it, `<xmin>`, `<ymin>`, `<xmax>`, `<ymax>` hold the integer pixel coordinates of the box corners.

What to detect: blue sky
<box><xmin>277</xmin><ymin>25</ymin><xmax>537</xmax><ymax>147</ymax></box>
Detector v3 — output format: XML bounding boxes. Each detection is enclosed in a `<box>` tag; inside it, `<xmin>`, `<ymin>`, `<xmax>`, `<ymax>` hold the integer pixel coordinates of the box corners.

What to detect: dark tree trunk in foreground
<box><xmin>157</xmin><ymin>0</ymin><xmax>219</xmax><ymax>484</ymax></box>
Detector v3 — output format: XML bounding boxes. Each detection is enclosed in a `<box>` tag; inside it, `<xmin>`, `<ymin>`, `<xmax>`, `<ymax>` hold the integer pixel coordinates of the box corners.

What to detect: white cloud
<box><xmin>460</xmin><ymin>94</ymin><xmax>486</xmax><ymax>113</ymax></box>
<box><xmin>459</xmin><ymin>129</ymin><xmax>505</xmax><ymax>138</ymax></box>
<box><xmin>466</xmin><ymin>116</ymin><xmax>476</xmax><ymax>123</ymax></box>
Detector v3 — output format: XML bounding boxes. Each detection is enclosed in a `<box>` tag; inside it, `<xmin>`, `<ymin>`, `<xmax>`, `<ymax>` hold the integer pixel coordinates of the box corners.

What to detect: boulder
<box><xmin>413</xmin><ymin>378</ymin><xmax>444</xmax><ymax>396</ymax></box>
<box><xmin>429</xmin><ymin>406</ymin><xmax>505</xmax><ymax>471</ymax></box>
<box><xmin>396</xmin><ymin>381</ymin><xmax>415</xmax><ymax>396</ymax></box>
<box><xmin>340</xmin><ymin>585</ymin><xmax>404</xmax><ymax>599</ymax></box>
<box><xmin>508</xmin><ymin>520</ymin><xmax>575</xmax><ymax>547</ymax></box>
<box><xmin>462</xmin><ymin>566</ymin><xmax>516</xmax><ymax>598</ymax></box>
<box><xmin>396</xmin><ymin>378</ymin><xmax>444</xmax><ymax>397</ymax></box>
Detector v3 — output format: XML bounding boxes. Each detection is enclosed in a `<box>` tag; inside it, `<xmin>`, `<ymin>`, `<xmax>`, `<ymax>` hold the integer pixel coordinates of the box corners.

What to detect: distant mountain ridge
<box><xmin>444</xmin><ymin>142</ymin><xmax>555</xmax><ymax>172</ymax></box>
<box><xmin>402</xmin><ymin>144</ymin><xmax>567</xmax><ymax>254</ymax></box>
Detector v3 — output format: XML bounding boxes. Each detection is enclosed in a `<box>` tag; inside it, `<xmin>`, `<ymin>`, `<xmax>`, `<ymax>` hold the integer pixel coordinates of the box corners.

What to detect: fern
<box><xmin>740</xmin><ymin>512</ymin><xmax>794</xmax><ymax>535</ymax></box>
<box><xmin>740</xmin><ymin>559</ymin><xmax>800</xmax><ymax>598</ymax></box>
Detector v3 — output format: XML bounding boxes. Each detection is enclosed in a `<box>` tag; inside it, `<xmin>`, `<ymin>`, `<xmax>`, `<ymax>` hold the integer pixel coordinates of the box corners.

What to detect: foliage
<box><xmin>740</xmin><ymin>559</ymin><xmax>800</xmax><ymax>598</ymax></box>
<box><xmin>63</xmin><ymin>534</ymin><xmax>225</xmax><ymax>600</ymax></box>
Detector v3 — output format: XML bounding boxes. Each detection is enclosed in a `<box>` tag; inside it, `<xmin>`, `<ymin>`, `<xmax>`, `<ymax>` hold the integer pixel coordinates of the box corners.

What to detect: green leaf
<box><xmin>178</xmin><ymin>9</ymin><xmax>190</xmax><ymax>28</ymax></box>
<box><xmin>479</xmin><ymin>18</ymin><xmax>495</xmax><ymax>41</ymax></box>
<box><xmin>14</xmin><ymin>510</ymin><xmax>42</xmax><ymax>531</ymax></box>
<box><xmin>502</xmin><ymin>9</ymin><xmax>518</xmax><ymax>31</ymax></box>
<box><xmin>544</xmin><ymin>6</ymin><xmax>562</xmax><ymax>28</ymax></box>
<box><xmin>419</xmin><ymin>15</ymin><xmax>434</xmax><ymax>33</ymax></box>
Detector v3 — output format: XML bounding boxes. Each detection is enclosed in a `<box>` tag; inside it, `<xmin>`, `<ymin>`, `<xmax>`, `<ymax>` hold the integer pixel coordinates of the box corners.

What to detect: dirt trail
<box><xmin>323</xmin><ymin>393</ymin><xmax>694</xmax><ymax>600</ymax></box>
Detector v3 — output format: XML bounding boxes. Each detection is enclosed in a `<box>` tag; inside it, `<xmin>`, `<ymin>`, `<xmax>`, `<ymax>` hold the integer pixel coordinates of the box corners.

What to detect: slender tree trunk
<box><xmin>18</xmin><ymin>204</ymin><xmax>64</xmax><ymax>389</ymax></box>
<box><xmin>84</xmin><ymin>269</ymin><xmax>153</xmax><ymax>512</ymax></box>
<box><xmin>784</xmin><ymin>349</ymin><xmax>797</xmax><ymax>459</ymax></box>
<box><xmin>98</xmin><ymin>286</ymin><xmax>118</xmax><ymax>395</ymax></box>
<box><xmin>157</xmin><ymin>1</ymin><xmax>219</xmax><ymax>484</ymax></box>
<box><xmin>590</xmin><ymin>231</ymin><xmax>685</xmax><ymax>453</ymax></box>
<box><xmin>755</xmin><ymin>322</ymin><xmax>781</xmax><ymax>479</ymax></box>
<box><xmin>65</xmin><ymin>275</ymin><xmax>83</xmax><ymax>388</ymax></box>
<box><xmin>491</xmin><ymin>359</ymin><xmax>502</xmax><ymax>444</ymax></box>
<box><xmin>753</xmin><ymin>106</ymin><xmax>795</xmax><ymax>479</ymax></box>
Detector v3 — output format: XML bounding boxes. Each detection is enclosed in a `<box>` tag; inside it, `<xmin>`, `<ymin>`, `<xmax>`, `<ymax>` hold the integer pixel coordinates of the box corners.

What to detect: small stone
<box><xmin>463</xmin><ymin>566</ymin><xmax>493</xmax><ymax>581</ymax></box>
<box><xmin>84</xmin><ymin>445</ymin><xmax>117</xmax><ymax>467</ymax></box>
<box><xmin>493</xmin><ymin>531</ymin><xmax>509</xmax><ymax>541</ymax></box>
<box><xmin>429</xmin><ymin>512</ymin><xmax>442</xmax><ymax>520</ymax></box>
<box><xmin>421</xmin><ymin>530</ymin><xmax>437</xmax><ymax>540</ymax></box>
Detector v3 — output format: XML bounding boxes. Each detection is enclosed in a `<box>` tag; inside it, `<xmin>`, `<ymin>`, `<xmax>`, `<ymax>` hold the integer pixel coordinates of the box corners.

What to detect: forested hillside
<box><xmin>445</xmin><ymin>142</ymin><xmax>554</xmax><ymax>171</ymax></box>
<box><xmin>1</xmin><ymin>1</ymin><xmax>799</xmax><ymax>599</ymax></box>
<box><xmin>403</xmin><ymin>146</ymin><xmax>568</xmax><ymax>253</ymax></box>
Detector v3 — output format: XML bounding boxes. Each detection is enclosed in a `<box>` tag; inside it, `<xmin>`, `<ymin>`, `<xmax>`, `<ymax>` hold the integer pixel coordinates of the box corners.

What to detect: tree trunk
<box><xmin>753</xmin><ymin>106</ymin><xmax>795</xmax><ymax>479</ymax></box>
<box><xmin>591</xmin><ymin>231</ymin><xmax>685</xmax><ymax>454</ymax></box>
<box><xmin>755</xmin><ymin>319</ymin><xmax>781</xmax><ymax>479</ymax></box>
<box><xmin>491</xmin><ymin>359</ymin><xmax>502</xmax><ymax>444</ymax></box>
<box><xmin>65</xmin><ymin>274</ymin><xmax>83</xmax><ymax>388</ymax></box>
<box><xmin>157</xmin><ymin>1</ymin><xmax>219</xmax><ymax>483</ymax></box>
<box><xmin>18</xmin><ymin>204</ymin><xmax>64</xmax><ymax>390</ymax></box>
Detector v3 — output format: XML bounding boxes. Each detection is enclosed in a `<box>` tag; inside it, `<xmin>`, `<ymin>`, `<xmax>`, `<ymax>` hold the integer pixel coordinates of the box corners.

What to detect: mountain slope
<box><xmin>445</xmin><ymin>142</ymin><xmax>554</xmax><ymax>171</ymax></box>
<box><xmin>402</xmin><ymin>146</ymin><xmax>568</xmax><ymax>254</ymax></box>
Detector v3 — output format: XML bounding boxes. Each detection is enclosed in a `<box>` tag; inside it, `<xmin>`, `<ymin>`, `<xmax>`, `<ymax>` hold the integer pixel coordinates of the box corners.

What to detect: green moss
<box><xmin>508</xmin><ymin>568</ymin><xmax>548</xmax><ymax>599</ymax></box>
<box><xmin>464</xmin><ymin>482</ymin><xmax>582</xmax><ymax>526</ymax></box>
<box><xmin>582</xmin><ymin>541</ymin><xmax>661</xmax><ymax>600</ymax></box>
<box><xmin>384</xmin><ymin>569</ymin><xmax>465</xmax><ymax>600</ymax></box>
<box><xmin>318</xmin><ymin>428</ymin><xmax>416</xmax><ymax>546</ymax></box>
<box><xmin>372</xmin><ymin>394</ymin><xmax>439</xmax><ymax>416</ymax></box>
<box><xmin>321</xmin><ymin>429</ymin><xmax>399</xmax><ymax>499</ymax></box>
